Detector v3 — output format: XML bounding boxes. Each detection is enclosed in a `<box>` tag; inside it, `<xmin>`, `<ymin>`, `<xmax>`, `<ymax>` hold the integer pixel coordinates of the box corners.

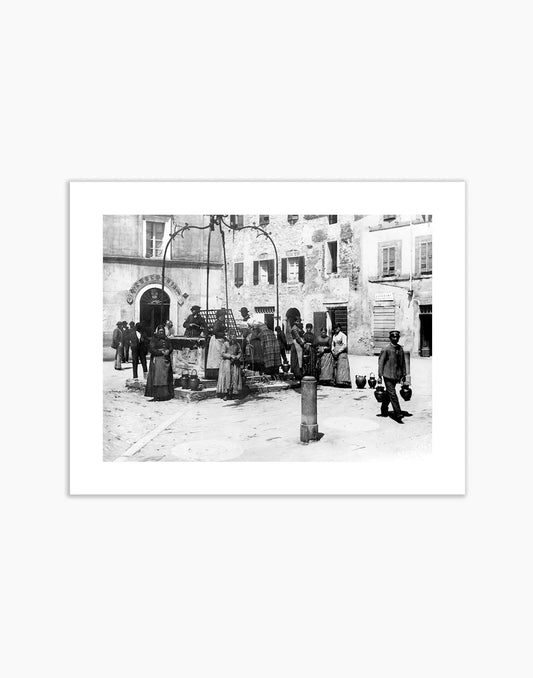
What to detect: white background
<box><xmin>2</xmin><ymin>1</ymin><xmax>532</xmax><ymax>677</ymax></box>
<box><xmin>71</xmin><ymin>181</ymin><xmax>465</xmax><ymax>495</ymax></box>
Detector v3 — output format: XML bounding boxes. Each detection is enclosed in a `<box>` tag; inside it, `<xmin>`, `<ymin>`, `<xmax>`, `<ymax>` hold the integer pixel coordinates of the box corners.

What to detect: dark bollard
<box><xmin>300</xmin><ymin>376</ymin><xmax>319</xmax><ymax>443</ymax></box>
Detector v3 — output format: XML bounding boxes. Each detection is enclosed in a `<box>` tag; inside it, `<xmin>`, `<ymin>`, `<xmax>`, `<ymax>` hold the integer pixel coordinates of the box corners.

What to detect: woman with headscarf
<box><xmin>316</xmin><ymin>327</ymin><xmax>334</xmax><ymax>384</ymax></box>
<box><xmin>242</xmin><ymin>308</ymin><xmax>281</xmax><ymax>377</ymax></box>
<box><xmin>144</xmin><ymin>325</ymin><xmax>174</xmax><ymax>401</ymax></box>
<box><xmin>290</xmin><ymin>318</ymin><xmax>305</xmax><ymax>380</ymax></box>
<box><xmin>239</xmin><ymin>307</ymin><xmax>264</xmax><ymax>373</ymax></box>
<box><xmin>217</xmin><ymin>332</ymin><xmax>243</xmax><ymax>400</ymax></box>
<box><xmin>205</xmin><ymin>309</ymin><xmax>226</xmax><ymax>379</ymax></box>
<box><xmin>332</xmin><ymin>324</ymin><xmax>352</xmax><ymax>388</ymax></box>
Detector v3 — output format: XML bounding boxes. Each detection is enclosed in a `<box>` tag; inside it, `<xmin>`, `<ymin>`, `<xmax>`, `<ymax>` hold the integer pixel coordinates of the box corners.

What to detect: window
<box><xmin>145</xmin><ymin>220</ymin><xmax>165</xmax><ymax>258</ymax></box>
<box><xmin>259</xmin><ymin>215</ymin><xmax>269</xmax><ymax>226</ymax></box>
<box><xmin>379</xmin><ymin>241</ymin><xmax>401</xmax><ymax>277</ymax></box>
<box><xmin>326</xmin><ymin>241</ymin><xmax>338</xmax><ymax>274</ymax></box>
<box><xmin>253</xmin><ymin>259</ymin><xmax>274</xmax><ymax>285</ymax></box>
<box><xmin>328</xmin><ymin>215</ymin><xmax>338</xmax><ymax>224</ymax></box>
<box><xmin>281</xmin><ymin>256</ymin><xmax>305</xmax><ymax>283</ymax></box>
<box><xmin>234</xmin><ymin>262</ymin><xmax>244</xmax><ymax>287</ymax></box>
<box><xmin>230</xmin><ymin>215</ymin><xmax>244</xmax><ymax>228</ymax></box>
<box><xmin>415</xmin><ymin>236</ymin><xmax>432</xmax><ymax>275</ymax></box>
<box><xmin>287</xmin><ymin>215</ymin><xmax>299</xmax><ymax>225</ymax></box>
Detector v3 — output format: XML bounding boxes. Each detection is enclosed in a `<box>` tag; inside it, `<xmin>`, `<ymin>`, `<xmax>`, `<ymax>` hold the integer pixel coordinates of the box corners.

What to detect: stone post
<box><xmin>300</xmin><ymin>376</ymin><xmax>319</xmax><ymax>443</ymax></box>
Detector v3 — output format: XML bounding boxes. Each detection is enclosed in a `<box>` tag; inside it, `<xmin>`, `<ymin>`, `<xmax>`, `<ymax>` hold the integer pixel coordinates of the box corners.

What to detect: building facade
<box><xmin>359</xmin><ymin>214</ymin><xmax>432</xmax><ymax>356</ymax></box>
<box><xmin>102</xmin><ymin>215</ymin><xmax>223</xmax><ymax>347</ymax></box>
<box><xmin>223</xmin><ymin>214</ymin><xmax>432</xmax><ymax>356</ymax></box>
<box><xmin>103</xmin><ymin>214</ymin><xmax>432</xmax><ymax>357</ymax></box>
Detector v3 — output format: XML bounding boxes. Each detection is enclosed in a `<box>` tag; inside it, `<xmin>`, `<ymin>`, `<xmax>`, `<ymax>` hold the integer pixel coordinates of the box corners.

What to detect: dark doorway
<box><xmin>419</xmin><ymin>305</ymin><xmax>432</xmax><ymax>356</ymax></box>
<box><xmin>264</xmin><ymin>313</ymin><xmax>274</xmax><ymax>331</ymax></box>
<box><xmin>140</xmin><ymin>288</ymin><xmax>170</xmax><ymax>337</ymax></box>
<box><xmin>328</xmin><ymin>306</ymin><xmax>348</xmax><ymax>335</ymax></box>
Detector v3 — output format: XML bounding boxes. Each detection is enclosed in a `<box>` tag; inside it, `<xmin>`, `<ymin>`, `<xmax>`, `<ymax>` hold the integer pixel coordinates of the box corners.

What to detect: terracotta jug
<box><xmin>180</xmin><ymin>370</ymin><xmax>190</xmax><ymax>389</ymax></box>
<box><xmin>374</xmin><ymin>384</ymin><xmax>386</xmax><ymax>402</ymax></box>
<box><xmin>355</xmin><ymin>374</ymin><xmax>367</xmax><ymax>389</ymax></box>
<box><xmin>189</xmin><ymin>369</ymin><xmax>200</xmax><ymax>391</ymax></box>
<box><xmin>400</xmin><ymin>383</ymin><xmax>412</xmax><ymax>401</ymax></box>
<box><xmin>368</xmin><ymin>372</ymin><xmax>377</xmax><ymax>389</ymax></box>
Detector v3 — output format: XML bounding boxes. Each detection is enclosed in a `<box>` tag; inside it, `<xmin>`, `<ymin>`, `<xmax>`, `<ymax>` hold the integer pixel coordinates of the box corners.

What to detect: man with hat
<box><xmin>183</xmin><ymin>305</ymin><xmax>207</xmax><ymax>338</ymax></box>
<box><xmin>377</xmin><ymin>330</ymin><xmax>407</xmax><ymax>423</ymax></box>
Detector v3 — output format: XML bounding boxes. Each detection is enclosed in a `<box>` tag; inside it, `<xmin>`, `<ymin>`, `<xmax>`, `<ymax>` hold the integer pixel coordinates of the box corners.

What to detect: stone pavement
<box><xmin>103</xmin><ymin>355</ymin><xmax>431</xmax><ymax>462</ymax></box>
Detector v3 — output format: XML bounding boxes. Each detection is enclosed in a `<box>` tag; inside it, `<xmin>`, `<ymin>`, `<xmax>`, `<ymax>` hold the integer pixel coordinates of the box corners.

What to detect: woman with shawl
<box><xmin>315</xmin><ymin>327</ymin><xmax>334</xmax><ymax>384</ymax></box>
<box><xmin>332</xmin><ymin>324</ymin><xmax>352</xmax><ymax>388</ymax></box>
<box><xmin>144</xmin><ymin>325</ymin><xmax>174</xmax><ymax>401</ymax></box>
<box><xmin>205</xmin><ymin>309</ymin><xmax>226</xmax><ymax>379</ymax></box>
<box><xmin>239</xmin><ymin>307</ymin><xmax>264</xmax><ymax>372</ymax></box>
<box><xmin>217</xmin><ymin>332</ymin><xmax>243</xmax><ymax>400</ymax></box>
<box><xmin>246</xmin><ymin>313</ymin><xmax>281</xmax><ymax>377</ymax></box>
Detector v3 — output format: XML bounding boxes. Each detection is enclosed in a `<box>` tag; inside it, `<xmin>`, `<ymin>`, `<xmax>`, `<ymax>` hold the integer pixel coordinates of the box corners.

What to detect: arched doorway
<box><xmin>140</xmin><ymin>288</ymin><xmax>170</xmax><ymax>336</ymax></box>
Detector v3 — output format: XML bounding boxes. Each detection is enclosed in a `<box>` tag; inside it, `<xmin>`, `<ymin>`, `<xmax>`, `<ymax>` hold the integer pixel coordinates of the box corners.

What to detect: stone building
<box><xmin>222</xmin><ymin>214</ymin><xmax>432</xmax><ymax>356</ymax></box>
<box><xmin>102</xmin><ymin>215</ymin><xmax>223</xmax><ymax>348</ymax></box>
<box><xmin>222</xmin><ymin>214</ymin><xmax>366</xmax><ymax>349</ymax></box>
<box><xmin>358</xmin><ymin>215</ymin><xmax>432</xmax><ymax>356</ymax></box>
<box><xmin>103</xmin><ymin>213</ymin><xmax>432</xmax><ymax>358</ymax></box>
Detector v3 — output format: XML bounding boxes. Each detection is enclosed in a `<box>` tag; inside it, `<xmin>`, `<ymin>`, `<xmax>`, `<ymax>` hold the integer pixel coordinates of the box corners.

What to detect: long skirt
<box><xmin>317</xmin><ymin>351</ymin><xmax>334</xmax><ymax>383</ymax></box>
<box><xmin>145</xmin><ymin>356</ymin><xmax>174</xmax><ymax>400</ymax></box>
<box><xmin>259</xmin><ymin>328</ymin><xmax>281</xmax><ymax>372</ymax></box>
<box><xmin>290</xmin><ymin>343</ymin><xmax>303</xmax><ymax>379</ymax></box>
<box><xmin>205</xmin><ymin>337</ymin><xmax>224</xmax><ymax>379</ymax></box>
<box><xmin>217</xmin><ymin>359</ymin><xmax>243</xmax><ymax>397</ymax></box>
<box><xmin>334</xmin><ymin>352</ymin><xmax>352</xmax><ymax>387</ymax></box>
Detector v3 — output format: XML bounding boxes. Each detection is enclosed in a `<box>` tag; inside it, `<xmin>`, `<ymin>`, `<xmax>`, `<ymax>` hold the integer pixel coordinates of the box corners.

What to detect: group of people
<box><xmin>111</xmin><ymin>320</ymin><xmax>149</xmax><ymax>379</ymax></box>
<box><xmin>275</xmin><ymin>321</ymin><xmax>352</xmax><ymax>388</ymax></box>
<box><xmin>111</xmin><ymin>308</ymin><xmax>410</xmax><ymax>420</ymax></box>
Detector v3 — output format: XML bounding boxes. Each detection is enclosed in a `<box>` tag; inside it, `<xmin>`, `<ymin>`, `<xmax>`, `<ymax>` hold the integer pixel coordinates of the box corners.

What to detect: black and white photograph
<box><xmin>6</xmin><ymin>2</ymin><xmax>533</xmax><ymax>677</ymax></box>
<box><xmin>103</xmin><ymin>213</ymin><xmax>433</xmax><ymax>463</ymax></box>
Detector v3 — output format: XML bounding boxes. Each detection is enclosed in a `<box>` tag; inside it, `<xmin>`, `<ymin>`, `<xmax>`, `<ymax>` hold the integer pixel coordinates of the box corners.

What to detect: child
<box><xmin>217</xmin><ymin>332</ymin><xmax>243</xmax><ymax>400</ymax></box>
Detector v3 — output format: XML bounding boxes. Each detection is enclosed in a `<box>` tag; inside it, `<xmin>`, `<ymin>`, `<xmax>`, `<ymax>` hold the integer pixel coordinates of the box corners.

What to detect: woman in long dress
<box><xmin>217</xmin><ymin>333</ymin><xmax>243</xmax><ymax>400</ymax></box>
<box><xmin>144</xmin><ymin>325</ymin><xmax>174</xmax><ymax>401</ymax></box>
<box><xmin>290</xmin><ymin>319</ymin><xmax>305</xmax><ymax>380</ymax></box>
<box><xmin>316</xmin><ymin>327</ymin><xmax>334</xmax><ymax>384</ymax></box>
<box><xmin>205</xmin><ymin>309</ymin><xmax>226</xmax><ymax>379</ymax></box>
<box><xmin>239</xmin><ymin>307</ymin><xmax>264</xmax><ymax>373</ymax></box>
<box><xmin>332</xmin><ymin>324</ymin><xmax>352</xmax><ymax>388</ymax></box>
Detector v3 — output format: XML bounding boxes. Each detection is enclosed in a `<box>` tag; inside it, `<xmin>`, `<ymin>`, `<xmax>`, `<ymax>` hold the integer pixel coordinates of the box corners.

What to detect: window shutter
<box><xmin>281</xmin><ymin>257</ymin><xmax>287</xmax><ymax>283</ymax></box>
<box><xmin>427</xmin><ymin>241</ymin><xmax>432</xmax><ymax>272</ymax></box>
<box><xmin>253</xmin><ymin>260</ymin><xmax>259</xmax><ymax>285</ymax></box>
<box><xmin>415</xmin><ymin>239</ymin><xmax>421</xmax><ymax>275</ymax></box>
<box><xmin>234</xmin><ymin>262</ymin><xmax>244</xmax><ymax>287</ymax></box>
<box><xmin>267</xmin><ymin>259</ymin><xmax>274</xmax><ymax>285</ymax></box>
<box><xmin>298</xmin><ymin>256</ymin><xmax>305</xmax><ymax>283</ymax></box>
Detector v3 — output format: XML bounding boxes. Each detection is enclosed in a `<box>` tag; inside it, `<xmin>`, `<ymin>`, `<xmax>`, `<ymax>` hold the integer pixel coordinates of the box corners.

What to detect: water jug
<box><xmin>180</xmin><ymin>370</ymin><xmax>190</xmax><ymax>389</ymax></box>
<box><xmin>189</xmin><ymin>369</ymin><xmax>200</xmax><ymax>391</ymax></box>
<box><xmin>374</xmin><ymin>384</ymin><xmax>386</xmax><ymax>402</ymax></box>
<box><xmin>368</xmin><ymin>372</ymin><xmax>377</xmax><ymax>389</ymax></box>
<box><xmin>400</xmin><ymin>383</ymin><xmax>412</xmax><ymax>401</ymax></box>
<box><xmin>355</xmin><ymin>375</ymin><xmax>367</xmax><ymax>389</ymax></box>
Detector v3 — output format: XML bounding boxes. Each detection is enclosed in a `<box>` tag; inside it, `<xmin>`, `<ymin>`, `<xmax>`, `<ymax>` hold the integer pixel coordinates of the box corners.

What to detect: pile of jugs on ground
<box><xmin>354</xmin><ymin>372</ymin><xmax>412</xmax><ymax>402</ymax></box>
<box><xmin>176</xmin><ymin>369</ymin><xmax>202</xmax><ymax>391</ymax></box>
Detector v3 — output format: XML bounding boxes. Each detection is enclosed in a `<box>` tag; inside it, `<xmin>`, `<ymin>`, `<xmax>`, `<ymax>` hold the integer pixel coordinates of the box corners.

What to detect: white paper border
<box><xmin>70</xmin><ymin>181</ymin><xmax>465</xmax><ymax>495</ymax></box>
